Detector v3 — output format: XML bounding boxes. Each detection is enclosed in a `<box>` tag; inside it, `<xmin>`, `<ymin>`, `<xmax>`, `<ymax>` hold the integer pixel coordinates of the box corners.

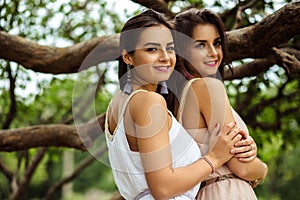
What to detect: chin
<box><xmin>206</xmin><ymin>69</ymin><xmax>218</xmax><ymax>76</ymax></box>
<box><xmin>159</xmin><ymin>75</ymin><xmax>171</xmax><ymax>81</ymax></box>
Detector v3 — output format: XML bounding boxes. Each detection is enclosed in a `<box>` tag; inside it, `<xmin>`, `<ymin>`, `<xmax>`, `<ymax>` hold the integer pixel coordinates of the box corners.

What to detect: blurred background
<box><xmin>0</xmin><ymin>0</ymin><xmax>299</xmax><ymax>199</ymax></box>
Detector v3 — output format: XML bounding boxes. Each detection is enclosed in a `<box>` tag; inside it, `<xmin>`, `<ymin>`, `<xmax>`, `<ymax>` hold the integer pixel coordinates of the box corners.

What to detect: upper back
<box><xmin>105</xmin><ymin>90</ymin><xmax>202</xmax><ymax>199</ymax></box>
<box><xmin>106</xmin><ymin>90</ymin><xmax>170</xmax><ymax>151</ymax></box>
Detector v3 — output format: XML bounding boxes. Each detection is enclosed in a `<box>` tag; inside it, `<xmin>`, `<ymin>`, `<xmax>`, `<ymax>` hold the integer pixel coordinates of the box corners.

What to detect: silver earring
<box><xmin>160</xmin><ymin>81</ymin><xmax>168</xmax><ymax>94</ymax></box>
<box><xmin>123</xmin><ymin>64</ymin><xmax>132</xmax><ymax>94</ymax></box>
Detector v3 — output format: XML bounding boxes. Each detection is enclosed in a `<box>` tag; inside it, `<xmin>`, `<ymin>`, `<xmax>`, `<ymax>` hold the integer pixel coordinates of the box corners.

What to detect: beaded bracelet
<box><xmin>201</xmin><ymin>156</ymin><xmax>215</xmax><ymax>174</ymax></box>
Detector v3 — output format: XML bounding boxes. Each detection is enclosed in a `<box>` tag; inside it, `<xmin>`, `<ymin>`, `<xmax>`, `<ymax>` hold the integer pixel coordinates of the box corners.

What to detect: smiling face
<box><xmin>123</xmin><ymin>25</ymin><xmax>176</xmax><ymax>86</ymax></box>
<box><xmin>188</xmin><ymin>23</ymin><xmax>223</xmax><ymax>77</ymax></box>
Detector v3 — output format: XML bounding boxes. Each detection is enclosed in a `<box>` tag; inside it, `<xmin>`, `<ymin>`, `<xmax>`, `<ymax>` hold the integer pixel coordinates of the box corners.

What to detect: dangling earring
<box><xmin>160</xmin><ymin>81</ymin><xmax>168</xmax><ymax>94</ymax></box>
<box><xmin>123</xmin><ymin>64</ymin><xmax>132</xmax><ymax>94</ymax></box>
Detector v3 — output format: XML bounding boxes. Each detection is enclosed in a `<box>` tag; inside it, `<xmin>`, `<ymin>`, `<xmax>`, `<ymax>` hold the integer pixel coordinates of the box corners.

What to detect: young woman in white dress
<box><xmin>105</xmin><ymin>9</ymin><xmax>247</xmax><ymax>200</ymax></box>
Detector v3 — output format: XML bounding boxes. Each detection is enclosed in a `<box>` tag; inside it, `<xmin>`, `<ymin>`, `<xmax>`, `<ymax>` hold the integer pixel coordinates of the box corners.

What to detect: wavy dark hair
<box><xmin>167</xmin><ymin>8</ymin><xmax>232</xmax><ymax>116</ymax></box>
<box><xmin>173</xmin><ymin>8</ymin><xmax>231</xmax><ymax>80</ymax></box>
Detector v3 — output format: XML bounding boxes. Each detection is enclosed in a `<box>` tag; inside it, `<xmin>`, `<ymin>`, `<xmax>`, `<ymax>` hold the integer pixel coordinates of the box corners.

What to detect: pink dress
<box><xmin>177</xmin><ymin>78</ymin><xmax>257</xmax><ymax>200</ymax></box>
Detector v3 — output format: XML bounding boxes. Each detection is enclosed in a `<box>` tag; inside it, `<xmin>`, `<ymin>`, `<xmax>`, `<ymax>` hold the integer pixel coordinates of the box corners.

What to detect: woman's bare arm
<box><xmin>193</xmin><ymin>78</ymin><xmax>268</xmax><ymax>183</ymax></box>
<box><xmin>129</xmin><ymin>91</ymin><xmax>239</xmax><ymax>199</ymax></box>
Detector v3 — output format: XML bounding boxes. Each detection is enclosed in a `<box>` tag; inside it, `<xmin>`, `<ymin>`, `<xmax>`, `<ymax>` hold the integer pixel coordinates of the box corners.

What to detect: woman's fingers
<box><xmin>234</xmin><ymin>147</ymin><xmax>256</xmax><ymax>162</ymax></box>
<box><xmin>227</xmin><ymin>127</ymin><xmax>242</xmax><ymax>141</ymax></box>
<box><xmin>211</xmin><ymin>123</ymin><xmax>220</xmax><ymax>136</ymax></box>
<box><xmin>231</xmin><ymin>136</ymin><xmax>257</xmax><ymax>162</ymax></box>
<box><xmin>217</xmin><ymin>121</ymin><xmax>236</xmax><ymax>136</ymax></box>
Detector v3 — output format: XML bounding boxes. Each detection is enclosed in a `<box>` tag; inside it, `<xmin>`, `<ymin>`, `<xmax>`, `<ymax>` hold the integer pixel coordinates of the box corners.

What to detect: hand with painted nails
<box><xmin>232</xmin><ymin>134</ymin><xmax>257</xmax><ymax>163</ymax></box>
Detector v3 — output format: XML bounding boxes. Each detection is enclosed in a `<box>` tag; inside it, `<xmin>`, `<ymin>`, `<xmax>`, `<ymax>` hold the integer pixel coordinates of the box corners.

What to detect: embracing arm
<box><xmin>130</xmin><ymin>91</ymin><xmax>239</xmax><ymax>199</ymax></box>
<box><xmin>199</xmin><ymin>78</ymin><xmax>268</xmax><ymax>184</ymax></box>
<box><xmin>227</xmin><ymin>156</ymin><xmax>268</xmax><ymax>187</ymax></box>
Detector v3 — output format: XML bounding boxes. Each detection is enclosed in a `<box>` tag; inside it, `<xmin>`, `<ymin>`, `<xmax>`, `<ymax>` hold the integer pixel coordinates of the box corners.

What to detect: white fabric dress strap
<box><xmin>177</xmin><ymin>78</ymin><xmax>200</xmax><ymax>122</ymax></box>
<box><xmin>105</xmin><ymin>90</ymin><xmax>148</xmax><ymax>141</ymax></box>
<box><xmin>105</xmin><ymin>99</ymin><xmax>114</xmax><ymax>141</ymax></box>
<box><xmin>119</xmin><ymin>89</ymin><xmax>148</xmax><ymax>121</ymax></box>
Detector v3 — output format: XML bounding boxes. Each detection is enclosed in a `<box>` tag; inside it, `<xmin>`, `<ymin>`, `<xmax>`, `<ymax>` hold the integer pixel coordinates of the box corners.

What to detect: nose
<box><xmin>159</xmin><ymin>49</ymin><xmax>170</xmax><ymax>62</ymax></box>
<box><xmin>207</xmin><ymin>45</ymin><xmax>218</xmax><ymax>57</ymax></box>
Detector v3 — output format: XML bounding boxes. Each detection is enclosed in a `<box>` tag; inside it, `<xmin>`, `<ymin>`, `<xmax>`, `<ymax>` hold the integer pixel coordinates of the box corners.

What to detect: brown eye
<box><xmin>166</xmin><ymin>46</ymin><xmax>175</xmax><ymax>52</ymax></box>
<box><xmin>146</xmin><ymin>47</ymin><xmax>158</xmax><ymax>51</ymax></box>
<box><xmin>214</xmin><ymin>40</ymin><xmax>222</xmax><ymax>47</ymax></box>
<box><xmin>195</xmin><ymin>43</ymin><xmax>205</xmax><ymax>48</ymax></box>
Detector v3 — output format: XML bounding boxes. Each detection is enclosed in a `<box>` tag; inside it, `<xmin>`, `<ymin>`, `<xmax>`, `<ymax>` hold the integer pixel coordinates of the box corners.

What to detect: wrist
<box><xmin>201</xmin><ymin>155</ymin><xmax>216</xmax><ymax>174</ymax></box>
<box><xmin>250</xmin><ymin>162</ymin><xmax>268</xmax><ymax>187</ymax></box>
<box><xmin>205</xmin><ymin>153</ymin><xmax>223</xmax><ymax>169</ymax></box>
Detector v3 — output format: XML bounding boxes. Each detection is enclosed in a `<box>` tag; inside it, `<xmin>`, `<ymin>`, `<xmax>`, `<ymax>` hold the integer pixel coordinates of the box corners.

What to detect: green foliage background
<box><xmin>0</xmin><ymin>0</ymin><xmax>299</xmax><ymax>199</ymax></box>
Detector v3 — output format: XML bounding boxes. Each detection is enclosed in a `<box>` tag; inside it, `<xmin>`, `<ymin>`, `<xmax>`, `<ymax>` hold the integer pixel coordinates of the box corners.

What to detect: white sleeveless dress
<box><xmin>105</xmin><ymin>90</ymin><xmax>202</xmax><ymax>200</ymax></box>
<box><xmin>177</xmin><ymin>78</ymin><xmax>257</xmax><ymax>200</ymax></box>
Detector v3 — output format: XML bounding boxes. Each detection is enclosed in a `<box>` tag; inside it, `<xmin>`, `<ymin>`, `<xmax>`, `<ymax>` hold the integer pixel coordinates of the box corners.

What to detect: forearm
<box><xmin>146</xmin><ymin>157</ymin><xmax>216</xmax><ymax>199</ymax></box>
<box><xmin>226</xmin><ymin>157</ymin><xmax>267</xmax><ymax>181</ymax></box>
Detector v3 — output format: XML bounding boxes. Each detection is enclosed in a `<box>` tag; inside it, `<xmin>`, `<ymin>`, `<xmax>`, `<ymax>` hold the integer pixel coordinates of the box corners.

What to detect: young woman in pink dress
<box><xmin>171</xmin><ymin>8</ymin><xmax>268</xmax><ymax>199</ymax></box>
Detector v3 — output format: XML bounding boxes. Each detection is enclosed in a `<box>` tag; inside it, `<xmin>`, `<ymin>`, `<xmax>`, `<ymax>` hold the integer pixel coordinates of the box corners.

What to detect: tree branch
<box><xmin>224</xmin><ymin>47</ymin><xmax>300</xmax><ymax>80</ymax></box>
<box><xmin>0</xmin><ymin>113</ymin><xmax>105</xmax><ymax>151</ymax></box>
<box><xmin>0</xmin><ymin>32</ymin><xmax>119</xmax><ymax>74</ymax></box>
<box><xmin>60</xmin><ymin>68</ymin><xmax>107</xmax><ymax>125</ymax></box>
<box><xmin>0</xmin><ymin>159</ymin><xmax>13</xmax><ymax>181</ymax></box>
<box><xmin>0</xmin><ymin>2</ymin><xmax>299</xmax><ymax>75</ymax></box>
<box><xmin>11</xmin><ymin>148</ymin><xmax>47</xmax><ymax>200</ymax></box>
<box><xmin>227</xmin><ymin>1</ymin><xmax>300</xmax><ymax>61</ymax></box>
<box><xmin>42</xmin><ymin>147</ymin><xmax>105</xmax><ymax>200</ymax></box>
<box><xmin>232</xmin><ymin>0</ymin><xmax>259</xmax><ymax>30</ymax></box>
<box><xmin>1</xmin><ymin>63</ymin><xmax>17</xmax><ymax>129</ymax></box>
<box><xmin>224</xmin><ymin>57</ymin><xmax>276</xmax><ymax>80</ymax></box>
<box><xmin>238</xmin><ymin>79</ymin><xmax>299</xmax><ymax>131</ymax></box>
<box><xmin>131</xmin><ymin>0</ymin><xmax>174</xmax><ymax>17</ymax></box>
<box><xmin>272</xmin><ymin>47</ymin><xmax>300</xmax><ymax>75</ymax></box>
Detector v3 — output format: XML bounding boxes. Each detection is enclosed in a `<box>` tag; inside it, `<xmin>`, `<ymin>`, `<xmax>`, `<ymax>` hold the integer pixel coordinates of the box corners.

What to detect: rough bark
<box><xmin>0</xmin><ymin>2</ymin><xmax>300</xmax><ymax>152</ymax></box>
<box><xmin>224</xmin><ymin>57</ymin><xmax>275</xmax><ymax>80</ymax></box>
<box><xmin>227</xmin><ymin>1</ymin><xmax>300</xmax><ymax>61</ymax></box>
<box><xmin>0</xmin><ymin>113</ymin><xmax>105</xmax><ymax>152</ymax></box>
<box><xmin>224</xmin><ymin>47</ymin><xmax>300</xmax><ymax>80</ymax></box>
<box><xmin>0</xmin><ymin>2</ymin><xmax>299</xmax><ymax>76</ymax></box>
<box><xmin>0</xmin><ymin>33</ymin><xmax>119</xmax><ymax>74</ymax></box>
<box><xmin>131</xmin><ymin>0</ymin><xmax>174</xmax><ymax>17</ymax></box>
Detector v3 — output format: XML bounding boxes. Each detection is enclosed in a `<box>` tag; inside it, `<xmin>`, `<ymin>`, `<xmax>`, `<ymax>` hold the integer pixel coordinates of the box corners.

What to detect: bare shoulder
<box><xmin>192</xmin><ymin>77</ymin><xmax>224</xmax><ymax>87</ymax></box>
<box><xmin>189</xmin><ymin>78</ymin><xmax>209</xmax><ymax>95</ymax></box>
<box><xmin>191</xmin><ymin>77</ymin><xmax>226</xmax><ymax>94</ymax></box>
<box><xmin>129</xmin><ymin>91</ymin><xmax>168</xmax><ymax>121</ymax></box>
<box><xmin>131</xmin><ymin>91</ymin><xmax>166</xmax><ymax>106</ymax></box>
<box><xmin>203</xmin><ymin>77</ymin><xmax>226</xmax><ymax>90</ymax></box>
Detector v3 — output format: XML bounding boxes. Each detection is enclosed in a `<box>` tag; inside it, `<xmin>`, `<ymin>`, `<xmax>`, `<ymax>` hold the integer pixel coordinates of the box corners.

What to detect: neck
<box><xmin>131</xmin><ymin>82</ymin><xmax>158</xmax><ymax>92</ymax></box>
<box><xmin>190</xmin><ymin>71</ymin><xmax>202</xmax><ymax>78</ymax></box>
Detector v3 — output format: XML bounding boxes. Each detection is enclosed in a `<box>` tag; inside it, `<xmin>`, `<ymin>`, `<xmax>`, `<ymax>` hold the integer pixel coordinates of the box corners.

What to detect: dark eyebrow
<box><xmin>143</xmin><ymin>42</ymin><xmax>160</xmax><ymax>47</ymax></box>
<box><xmin>194</xmin><ymin>37</ymin><xmax>221</xmax><ymax>43</ymax></box>
<box><xmin>194</xmin><ymin>40</ymin><xmax>206</xmax><ymax>43</ymax></box>
<box><xmin>167</xmin><ymin>42</ymin><xmax>174</xmax><ymax>46</ymax></box>
<box><xmin>143</xmin><ymin>42</ymin><xmax>174</xmax><ymax>47</ymax></box>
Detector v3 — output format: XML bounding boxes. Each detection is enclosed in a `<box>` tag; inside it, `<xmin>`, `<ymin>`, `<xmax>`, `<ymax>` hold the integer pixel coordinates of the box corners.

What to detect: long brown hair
<box><xmin>167</xmin><ymin>8</ymin><xmax>231</xmax><ymax>116</ymax></box>
<box><xmin>174</xmin><ymin>8</ymin><xmax>230</xmax><ymax>80</ymax></box>
<box><xmin>118</xmin><ymin>9</ymin><xmax>174</xmax><ymax>93</ymax></box>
